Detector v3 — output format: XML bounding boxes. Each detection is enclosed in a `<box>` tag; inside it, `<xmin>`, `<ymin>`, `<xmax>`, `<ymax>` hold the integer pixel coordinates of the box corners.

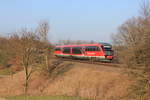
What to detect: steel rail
<box><xmin>54</xmin><ymin>57</ymin><xmax>121</xmax><ymax>68</ymax></box>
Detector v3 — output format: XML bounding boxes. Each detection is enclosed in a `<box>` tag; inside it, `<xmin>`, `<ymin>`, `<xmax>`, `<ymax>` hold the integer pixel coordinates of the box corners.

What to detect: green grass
<box><xmin>0</xmin><ymin>68</ymin><xmax>11</xmax><ymax>75</ymax></box>
<box><xmin>6</xmin><ymin>96</ymin><xmax>91</xmax><ymax>100</ymax></box>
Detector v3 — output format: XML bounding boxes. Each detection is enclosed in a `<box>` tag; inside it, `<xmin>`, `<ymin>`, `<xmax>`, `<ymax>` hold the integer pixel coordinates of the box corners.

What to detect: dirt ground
<box><xmin>0</xmin><ymin>61</ymin><xmax>133</xmax><ymax>100</ymax></box>
<box><xmin>0</xmin><ymin>98</ymin><xmax>6</xmax><ymax>100</ymax></box>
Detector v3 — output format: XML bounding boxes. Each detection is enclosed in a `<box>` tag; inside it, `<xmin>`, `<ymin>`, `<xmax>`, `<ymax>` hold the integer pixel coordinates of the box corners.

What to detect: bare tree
<box><xmin>140</xmin><ymin>0</ymin><xmax>150</xmax><ymax>18</ymax></box>
<box><xmin>19</xmin><ymin>29</ymin><xmax>40</xmax><ymax>95</ymax></box>
<box><xmin>56</xmin><ymin>39</ymin><xmax>96</xmax><ymax>45</ymax></box>
<box><xmin>36</xmin><ymin>20</ymin><xmax>50</xmax><ymax>70</ymax></box>
<box><xmin>112</xmin><ymin>1</ymin><xmax>150</xmax><ymax>99</ymax></box>
<box><xmin>10</xmin><ymin>25</ymin><xmax>50</xmax><ymax>95</ymax></box>
<box><xmin>37</xmin><ymin>20</ymin><xmax>49</xmax><ymax>42</ymax></box>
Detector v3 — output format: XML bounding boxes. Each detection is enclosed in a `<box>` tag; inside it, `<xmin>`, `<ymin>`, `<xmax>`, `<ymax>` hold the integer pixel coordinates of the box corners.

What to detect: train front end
<box><xmin>101</xmin><ymin>43</ymin><xmax>114</xmax><ymax>61</ymax></box>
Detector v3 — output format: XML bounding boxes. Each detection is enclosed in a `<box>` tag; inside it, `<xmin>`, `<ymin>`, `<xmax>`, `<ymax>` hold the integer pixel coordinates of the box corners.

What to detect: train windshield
<box><xmin>102</xmin><ymin>45</ymin><xmax>113</xmax><ymax>56</ymax></box>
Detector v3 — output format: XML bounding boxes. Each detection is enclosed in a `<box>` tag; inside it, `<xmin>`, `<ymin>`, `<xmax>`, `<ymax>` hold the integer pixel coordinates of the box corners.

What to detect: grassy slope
<box><xmin>6</xmin><ymin>96</ymin><xmax>91</xmax><ymax>100</ymax></box>
<box><xmin>0</xmin><ymin>68</ymin><xmax>11</xmax><ymax>75</ymax></box>
<box><xmin>0</xmin><ymin>61</ymin><xmax>132</xmax><ymax>100</ymax></box>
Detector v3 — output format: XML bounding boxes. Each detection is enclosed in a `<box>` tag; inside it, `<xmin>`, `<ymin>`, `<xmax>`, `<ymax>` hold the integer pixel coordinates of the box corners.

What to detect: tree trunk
<box><xmin>24</xmin><ymin>66</ymin><xmax>28</xmax><ymax>95</ymax></box>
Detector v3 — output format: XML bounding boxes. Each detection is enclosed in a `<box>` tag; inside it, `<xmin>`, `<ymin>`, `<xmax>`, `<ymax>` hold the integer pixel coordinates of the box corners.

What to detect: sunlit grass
<box><xmin>0</xmin><ymin>68</ymin><xmax>11</xmax><ymax>75</ymax></box>
<box><xmin>6</xmin><ymin>95</ymin><xmax>91</xmax><ymax>100</ymax></box>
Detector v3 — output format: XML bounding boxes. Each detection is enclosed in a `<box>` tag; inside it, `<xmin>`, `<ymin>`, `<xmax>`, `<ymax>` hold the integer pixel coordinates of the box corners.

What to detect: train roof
<box><xmin>55</xmin><ymin>44</ymin><xmax>99</xmax><ymax>48</ymax></box>
<box><xmin>55</xmin><ymin>43</ymin><xmax>112</xmax><ymax>48</ymax></box>
<box><xmin>99</xmin><ymin>42</ymin><xmax>112</xmax><ymax>48</ymax></box>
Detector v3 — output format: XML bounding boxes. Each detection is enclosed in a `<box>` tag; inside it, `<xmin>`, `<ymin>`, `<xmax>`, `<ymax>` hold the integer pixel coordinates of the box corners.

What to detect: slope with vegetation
<box><xmin>0</xmin><ymin>60</ymin><xmax>132</xmax><ymax>100</ymax></box>
<box><xmin>112</xmin><ymin>1</ymin><xmax>150</xmax><ymax>100</ymax></box>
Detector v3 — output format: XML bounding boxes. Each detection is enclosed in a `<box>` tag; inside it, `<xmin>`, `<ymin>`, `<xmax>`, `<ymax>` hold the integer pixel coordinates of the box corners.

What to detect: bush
<box><xmin>112</xmin><ymin>1</ymin><xmax>150</xmax><ymax>99</ymax></box>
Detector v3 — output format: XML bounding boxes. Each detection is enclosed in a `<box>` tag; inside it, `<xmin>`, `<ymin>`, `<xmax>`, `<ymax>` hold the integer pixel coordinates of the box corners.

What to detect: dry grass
<box><xmin>43</xmin><ymin>63</ymin><xmax>132</xmax><ymax>100</ymax></box>
<box><xmin>0</xmin><ymin>61</ymin><xmax>133</xmax><ymax>100</ymax></box>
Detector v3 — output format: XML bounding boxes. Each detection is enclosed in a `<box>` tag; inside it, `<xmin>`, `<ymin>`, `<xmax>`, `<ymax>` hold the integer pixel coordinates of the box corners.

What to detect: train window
<box><xmin>72</xmin><ymin>47</ymin><xmax>82</xmax><ymax>54</ymax></box>
<box><xmin>85</xmin><ymin>46</ymin><xmax>100</xmax><ymax>51</ymax></box>
<box><xmin>55</xmin><ymin>47</ymin><xmax>61</xmax><ymax>51</ymax></box>
<box><xmin>101</xmin><ymin>46</ymin><xmax>111</xmax><ymax>51</ymax></box>
<box><xmin>63</xmin><ymin>47</ymin><xmax>71</xmax><ymax>54</ymax></box>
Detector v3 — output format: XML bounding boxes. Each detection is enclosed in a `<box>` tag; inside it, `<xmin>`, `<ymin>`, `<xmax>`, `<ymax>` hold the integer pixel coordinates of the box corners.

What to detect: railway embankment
<box><xmin>0</xmin><ymin>61</ymin><xmax>133</xmax><ymax>100</ymax></box>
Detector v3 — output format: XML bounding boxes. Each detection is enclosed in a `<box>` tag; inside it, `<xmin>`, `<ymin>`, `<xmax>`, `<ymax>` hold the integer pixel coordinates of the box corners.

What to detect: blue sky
<box><xmin>0</xmin><ymin>0</ymin><xmax>141</xmax><ymax>43</ymax></box>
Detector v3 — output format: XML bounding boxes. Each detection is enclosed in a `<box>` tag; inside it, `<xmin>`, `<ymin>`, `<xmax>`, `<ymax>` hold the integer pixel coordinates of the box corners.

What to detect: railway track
<box><xmin>54</xmin><ymin>57</ymin><xmax>121</xmax><ymax>68</ymax></box>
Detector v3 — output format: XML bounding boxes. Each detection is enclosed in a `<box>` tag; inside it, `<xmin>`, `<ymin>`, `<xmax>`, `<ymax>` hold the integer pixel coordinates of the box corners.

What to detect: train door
<box><xmin>72</xmin><ymin>47</ymin><xmax>84</xmax><ymax>59</ymax></box>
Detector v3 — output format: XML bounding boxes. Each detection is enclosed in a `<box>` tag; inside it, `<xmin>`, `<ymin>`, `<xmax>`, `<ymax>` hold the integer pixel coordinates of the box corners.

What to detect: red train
<box><xmin>54</xmin><ymin>43</ymin><xmax>114</xmax><ymax>62</ymax></box>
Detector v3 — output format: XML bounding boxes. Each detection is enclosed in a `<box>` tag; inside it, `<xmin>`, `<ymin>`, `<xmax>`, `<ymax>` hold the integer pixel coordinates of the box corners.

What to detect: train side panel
<box><xmin>54</xmin><ymin>43</ymin><xmax>114</xmax><ymax>61</ymax></box>
<box><xmin>61</xmin><ymin>47</ymin><xmax>72</xmax><ymax>57</ymax></box>
<box><xmin>83</xmin><ymin>45</ymin><xmax>105</xmax><ymax>60</ymax></box>
<box><xmin>71</xmin><ymin>46</ymin><xmax>85</xmax><ymax>59</ymax></box>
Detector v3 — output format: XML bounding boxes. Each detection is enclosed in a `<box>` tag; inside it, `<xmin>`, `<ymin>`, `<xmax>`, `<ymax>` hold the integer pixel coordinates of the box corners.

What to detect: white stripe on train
<box><xmin>55</xmin><ymin>54</ymin><xmax>105</xmax><ymax>59</ymax></box>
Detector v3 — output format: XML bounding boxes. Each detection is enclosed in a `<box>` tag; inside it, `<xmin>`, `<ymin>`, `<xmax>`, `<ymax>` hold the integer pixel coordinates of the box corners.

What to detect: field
<box><xmin>5</xmin><ymin>96</ymin><xmax>90</xmax><ymax>100</ymax></box>
<box><xmin>0</xmin><ymin>68</ymin><xmax>11</xmax><ymax>76</ymax></box>
<box><xmin>0</xmin><ymin>60</ymin><xmax>133</xmax><ymax>100</ymax></box>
